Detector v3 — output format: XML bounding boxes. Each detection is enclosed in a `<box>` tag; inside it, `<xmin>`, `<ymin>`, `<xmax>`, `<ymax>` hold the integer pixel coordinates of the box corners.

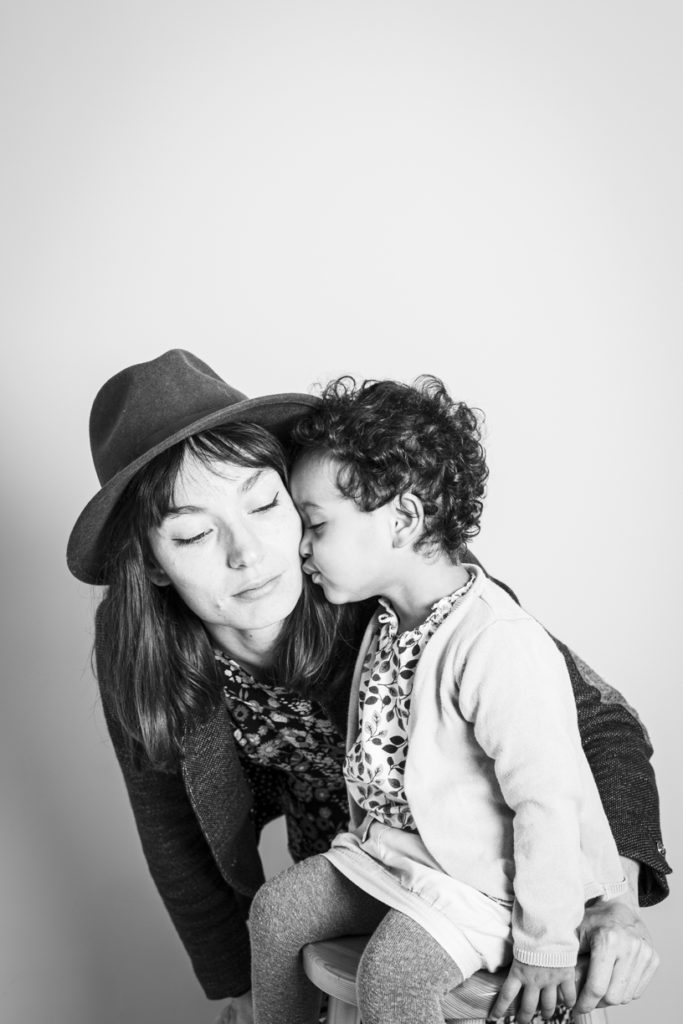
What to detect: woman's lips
<box><xmin>233</xmin><ymin>574</ymin><xmax>281</xmax><ymax>600</ymax></box>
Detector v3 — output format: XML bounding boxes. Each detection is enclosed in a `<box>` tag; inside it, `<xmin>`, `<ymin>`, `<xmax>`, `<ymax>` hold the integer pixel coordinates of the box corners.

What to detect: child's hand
<box><xmin>488</xmin><ymin>959</ymin><xmax>576</xmax><ymax>1024</ymax></box>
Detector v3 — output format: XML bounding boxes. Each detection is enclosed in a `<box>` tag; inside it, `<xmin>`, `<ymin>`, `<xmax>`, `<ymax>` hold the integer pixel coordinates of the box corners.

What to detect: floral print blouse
<box><xmin>216</xmin><ymin>651</ymin><xmax>349</xmax><ymax>859</ymax></box>
<box><xmin>344</xmin><ymin>573</ymin><xmax>476</xmax><ymax>830</ymax></box>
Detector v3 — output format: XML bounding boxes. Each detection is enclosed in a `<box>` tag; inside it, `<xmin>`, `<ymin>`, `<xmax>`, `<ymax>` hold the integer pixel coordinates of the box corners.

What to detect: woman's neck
<box><xmin>384</xmin><ymin>557</ymin><xmax>471</xmax><ymax>632</ymax></box>
<box><xmin>206</xmin><ymin>620</ymin><xmax>282</xmax><ymax>676</ymax></box>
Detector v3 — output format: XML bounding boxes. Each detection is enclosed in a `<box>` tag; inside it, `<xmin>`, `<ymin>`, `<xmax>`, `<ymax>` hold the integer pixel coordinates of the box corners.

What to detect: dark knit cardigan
<box><xmin>96</xmin><ymin>615</ymin><xmax>671</xmax><ymax>1001</ymax></box>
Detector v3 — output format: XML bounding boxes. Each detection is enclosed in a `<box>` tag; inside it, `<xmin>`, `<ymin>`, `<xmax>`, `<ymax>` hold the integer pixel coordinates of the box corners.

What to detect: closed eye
<box><xmin>175</xmin><ymin>530</ymin><xmax>211</xmax><ymax>546</ymax></box>
<box><xmin>252</xmin><ymin>491</ymin><xmax>280</xmax><ymax>514</ymax></box>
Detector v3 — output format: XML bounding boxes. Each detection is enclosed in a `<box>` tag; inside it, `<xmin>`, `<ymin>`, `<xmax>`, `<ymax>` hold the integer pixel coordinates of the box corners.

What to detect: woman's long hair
<box><xmin>95</xmin><ymin>423</ymin><xmax>361</xmax><ymax>771</ymax></box>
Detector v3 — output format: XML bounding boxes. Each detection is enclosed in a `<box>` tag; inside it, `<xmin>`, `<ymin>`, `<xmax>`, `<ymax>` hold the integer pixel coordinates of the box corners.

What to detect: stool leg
<box><xmin>326</xmin><ymin>994</ymin><xmax>361</xmax><ymax>1024</ymax></box>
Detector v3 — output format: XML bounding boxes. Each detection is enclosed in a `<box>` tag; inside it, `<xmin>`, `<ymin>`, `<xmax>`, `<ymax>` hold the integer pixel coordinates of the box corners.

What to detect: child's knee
<box><xmin>357</xmin><ymin>918</ymin><xmax>463</xmax><ymax>1018</ymax></box>
<box><xmin>249</xmin><ymin>875</ymin><xmax>285</xmax><ymax>942</ymax></box>
<box><xmin>248</xmin><ymin>857</ymin><xmax>330</xmax><ymax>948</ymax></box>
<box><xmin>357</xmin><ymin>935</ymin><xmax>397</xmax><ymax>1000</ymax></box>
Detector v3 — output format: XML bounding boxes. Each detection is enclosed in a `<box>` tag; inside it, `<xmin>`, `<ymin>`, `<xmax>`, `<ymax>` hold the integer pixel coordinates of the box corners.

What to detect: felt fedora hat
<box><xmin>67</xmin><ymin>349</ymin><xmax>319</xmax><ymax>585</ymax></box>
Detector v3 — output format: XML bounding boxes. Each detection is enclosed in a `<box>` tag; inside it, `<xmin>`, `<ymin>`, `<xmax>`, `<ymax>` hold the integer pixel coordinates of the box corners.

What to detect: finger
<box><xmin>601</xmin><ymin>934</ymin><xmax>658</xmax><ymax>1007</ymax></box>
<box><xmin>575</xmin><ymin>950</ymin><xmax>615</xmax><ymax>1012</ymax></box>
<box><xmin>516</xmin><ymin>984</ymin><xmax>540</xmax><ymax>1024</ymax></box>
<box><xmin>632</xmin><ymin>947</ymin><xmax>660</xmax><ymax>1000</ymax></box>
<box><xmin>539</xmin><ymin>984</ymin><xmax>558</xmax><ymax>1020</ymax></box>
<box><xmin>559</xmin><ymin>978</ymin><xmax>577</xmax><ymax>1010</ymax></box>
<box><xmin>489</xmin><ymin>976</ymin><xmax>521</xmax><ymax>1020</ymax></box>
<box><xmin>610</xmin><ymin>940</ymin><xmax>657</xmax><ymax>1004</ymax></box>
<box><xmin>602</xmin><ymin>951</ymin><xmax>641</xmax><ymax>1005</ymax></box>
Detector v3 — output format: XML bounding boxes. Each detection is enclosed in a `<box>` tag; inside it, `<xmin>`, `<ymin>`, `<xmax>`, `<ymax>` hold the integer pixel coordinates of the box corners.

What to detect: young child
<box><xmin>249</xmin><ymin>376</ymin><xmax>627</xmax><ymax>1024</ymax></box>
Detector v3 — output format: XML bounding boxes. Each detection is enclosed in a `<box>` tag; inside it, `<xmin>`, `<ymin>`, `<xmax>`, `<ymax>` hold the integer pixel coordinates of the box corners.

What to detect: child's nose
<box><xmin>299</xmin><ymin>529</ymin><xmax>312</xmax><ymax>558</ymax></box>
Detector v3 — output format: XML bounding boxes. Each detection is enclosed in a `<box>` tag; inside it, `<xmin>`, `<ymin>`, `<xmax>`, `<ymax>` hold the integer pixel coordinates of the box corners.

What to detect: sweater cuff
<box><xmin>513</xmin><ymin>946</ymin><xmax>577</xmax><ymax>968</ymax></box>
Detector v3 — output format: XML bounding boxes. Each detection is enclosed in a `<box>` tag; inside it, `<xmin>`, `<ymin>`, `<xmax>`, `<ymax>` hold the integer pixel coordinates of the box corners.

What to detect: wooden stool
<box><xmin>303</xmin><ymin>936</ymin><xmax>609</xmax><ymax>1024</ymax></box>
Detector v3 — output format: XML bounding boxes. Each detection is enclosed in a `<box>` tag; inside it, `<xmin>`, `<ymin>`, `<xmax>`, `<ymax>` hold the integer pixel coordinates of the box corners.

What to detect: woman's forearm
<box><xmin>99</xmin><ymin>690</ymin><xmax>253</xmax><ymax>997</ymax></box>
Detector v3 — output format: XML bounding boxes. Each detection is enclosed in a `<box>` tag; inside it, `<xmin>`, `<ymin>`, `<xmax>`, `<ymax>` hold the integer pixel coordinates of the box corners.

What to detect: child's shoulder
<box><xmin>451</xmin><ymin>565</ymin><xmax>560</xmax><ymax>662</ymax></box>
<box><xmin>440</xmin><ymin>573</ymin><xmax>565</xmax><ymax>675</ymax></box>
<box><xmin>453</xmin><ymin>565</ymin><xmax>562</xmax><ymax>668</ymax></box>
<box><xmin>463</xmin><ymin>563</ymin><xmax>532</xmax><ymax>627</ymax></box>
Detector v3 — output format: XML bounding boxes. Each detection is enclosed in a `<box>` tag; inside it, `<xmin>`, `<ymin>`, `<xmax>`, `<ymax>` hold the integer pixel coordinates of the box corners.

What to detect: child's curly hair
<box><xmin>291</xmin><ymin>375</ymin><xmax>488</xmax><ymax>560</ymax></box>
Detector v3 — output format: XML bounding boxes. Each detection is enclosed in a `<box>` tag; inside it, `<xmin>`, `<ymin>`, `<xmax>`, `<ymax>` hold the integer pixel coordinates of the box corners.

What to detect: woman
<box><xmin>67</xmin><ymin>350</ymin><xmax>669</xmax><ymax>1024</ymax></box>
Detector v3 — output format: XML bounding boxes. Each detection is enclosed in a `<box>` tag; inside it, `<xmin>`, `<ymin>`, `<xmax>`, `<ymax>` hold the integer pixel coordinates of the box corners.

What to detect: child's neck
<box><xmin>382</xmin><ymin>556</ymin><xmax>471</xmax><ymax>632</ymax></box>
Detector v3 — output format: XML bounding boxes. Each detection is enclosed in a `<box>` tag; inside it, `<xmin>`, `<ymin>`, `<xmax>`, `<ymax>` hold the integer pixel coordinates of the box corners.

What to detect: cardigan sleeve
<box><xmin>477</xmin><ymin>562</ymin><xmax>671</xmax><ymax>906</ymax></box>
<box><xmin>458</xmin><ymin>616</ymin><xmax>623</xmax><ymax>966</ymax></box>
<box><xmin>96</xmin><ymin>655</ymin><xmax>254</xmax><ymax>999</ymax></box>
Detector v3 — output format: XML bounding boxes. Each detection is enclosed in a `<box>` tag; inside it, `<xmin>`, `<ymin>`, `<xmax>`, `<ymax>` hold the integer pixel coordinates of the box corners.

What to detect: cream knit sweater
<box><xmin>345</xmin><ymin>565</ymin><xmax>628</xmax><ymax>966</ymax></box>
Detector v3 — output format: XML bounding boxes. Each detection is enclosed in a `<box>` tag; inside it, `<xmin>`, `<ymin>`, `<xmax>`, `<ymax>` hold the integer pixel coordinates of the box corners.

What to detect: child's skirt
<box><xmin>324</xmin><ymin>816</ymin><xmax>513</xmax><ymax>979</ymax></box>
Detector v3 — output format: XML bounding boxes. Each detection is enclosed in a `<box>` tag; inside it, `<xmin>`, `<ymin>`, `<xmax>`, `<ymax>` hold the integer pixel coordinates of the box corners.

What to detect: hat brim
<box><xmin>67</xmin><ymin>392</ymin><xmax>320</xmax><ymax>585</ymax></box>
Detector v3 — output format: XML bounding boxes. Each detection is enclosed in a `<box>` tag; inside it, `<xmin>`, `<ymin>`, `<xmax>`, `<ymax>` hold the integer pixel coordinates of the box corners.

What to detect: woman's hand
<box><xmin>489</xmin><ymin>959</ymin><xmax>576</xmax><ymax>1023</ymax></box>
<box><xmin>574</xmin><ymin>862</ymin><xmax>659</xmax><ymax>1013</ymax></box>
<box><xmin>212</xmin><ymin>990</ymin><xmax>254</xmax><ymax>1024</ymax></box>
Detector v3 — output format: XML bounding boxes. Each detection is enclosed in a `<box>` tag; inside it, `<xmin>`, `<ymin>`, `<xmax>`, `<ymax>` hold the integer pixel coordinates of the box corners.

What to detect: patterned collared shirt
<box><xmin>344</xmin><ymin>574</ymin><xmax>475</xmax><ymax>830</ymax></box>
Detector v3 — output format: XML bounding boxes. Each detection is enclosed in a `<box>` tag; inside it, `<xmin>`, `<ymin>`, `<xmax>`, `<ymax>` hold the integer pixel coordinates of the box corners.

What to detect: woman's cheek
<box><xmin>283</xmin><ymin>508</ymin><xmax>304</xmax><ymax>549</ymax></box>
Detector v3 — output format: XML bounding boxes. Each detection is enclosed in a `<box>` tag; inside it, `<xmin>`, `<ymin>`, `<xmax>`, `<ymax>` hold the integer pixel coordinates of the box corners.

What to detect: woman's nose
<box><xmin>225</xmin><ymin>523</ymin><xmax>263</xmax><ymax>569</ymax></box>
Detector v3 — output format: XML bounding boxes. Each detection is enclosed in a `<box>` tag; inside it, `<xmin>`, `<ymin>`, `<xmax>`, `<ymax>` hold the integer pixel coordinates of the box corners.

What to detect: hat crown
<box><xmin>68</xmin><ymin>348</ymin><xmax>317</xmax><ymax>584</ymax></box>
<box><xmin>90</xmin><ymin>349</ymin><xmax>248</xmax><ymax>485</ymax></box>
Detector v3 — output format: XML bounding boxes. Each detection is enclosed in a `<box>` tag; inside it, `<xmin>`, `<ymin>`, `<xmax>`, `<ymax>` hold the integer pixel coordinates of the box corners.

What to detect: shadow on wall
<box><xmin>0</xmin><ymin>496</ymin><xmax>214</xmax><ymax>1023</ymax></box>
<box><xmin>1</xmin><ymin>664</ymin><xmax>219</xmax><ymax>1023</ymax></box>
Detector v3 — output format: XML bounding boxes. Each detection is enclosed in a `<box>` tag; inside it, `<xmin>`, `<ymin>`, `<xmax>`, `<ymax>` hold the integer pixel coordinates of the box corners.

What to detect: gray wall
<box><xmin>1</xmin><ymin>3</ymin><xmax>679</xmax><ymax>1021</ymax></box>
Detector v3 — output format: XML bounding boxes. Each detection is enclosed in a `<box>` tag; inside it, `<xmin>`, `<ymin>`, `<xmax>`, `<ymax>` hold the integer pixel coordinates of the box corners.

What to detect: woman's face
<box><xmin>147</xmin><ymin>454</ymin><xmax>303</xmax><ymax>646</ymax></box>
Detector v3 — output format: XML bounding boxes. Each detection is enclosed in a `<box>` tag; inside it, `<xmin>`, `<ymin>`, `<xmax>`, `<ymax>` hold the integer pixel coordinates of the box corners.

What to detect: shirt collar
<box><xmin>377</xmin><ymin>571</ymin><xmax>476</xmax><ymax>641</ymax></box>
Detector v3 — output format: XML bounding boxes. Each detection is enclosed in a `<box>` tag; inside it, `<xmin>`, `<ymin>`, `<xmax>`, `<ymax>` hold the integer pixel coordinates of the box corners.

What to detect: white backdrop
<box><xmin>1</xmin><ymin>3</ymin><xmax>680</xmax><ymax>1022</ymax></box>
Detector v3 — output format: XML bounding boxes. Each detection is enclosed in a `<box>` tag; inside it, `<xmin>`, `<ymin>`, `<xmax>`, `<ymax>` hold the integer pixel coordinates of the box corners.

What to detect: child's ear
<box><xmin>391</xmin><ymin>493</ymin><xmax>425</xmax><ymax>549</ymax></box>
<box><xmin>146</xmin><ymin>560</ymin><xmax>172</xmax><ymax>587</ymax></box>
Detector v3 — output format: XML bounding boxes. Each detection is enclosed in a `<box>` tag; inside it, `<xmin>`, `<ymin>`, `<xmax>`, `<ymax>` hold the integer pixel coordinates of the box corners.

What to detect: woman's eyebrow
<box><xmin>239</xmin><ymin>469</ymin><xmax>266</xmax><ymax>494</ymax></box>
<box><xmin>164</xmin><ymin>471</ymin><xmax>268</xmax><ymax>517</ymax></box>
<box><xmin>164</xmin><ymin>504</ymin><xmax>203</xmax><ymax>518</ymax></box>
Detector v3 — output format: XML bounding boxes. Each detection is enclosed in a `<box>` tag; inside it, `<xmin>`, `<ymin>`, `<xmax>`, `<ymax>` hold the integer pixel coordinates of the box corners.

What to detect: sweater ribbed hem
<box><xmin>512</xmin><ymin>946</ymin><xmax>577</xmax><ymax>968</ymax></box>
<box><xmin>602</xmin><ymin>877</ymin><xmax>630</xmax><ymax>899</ymax></box>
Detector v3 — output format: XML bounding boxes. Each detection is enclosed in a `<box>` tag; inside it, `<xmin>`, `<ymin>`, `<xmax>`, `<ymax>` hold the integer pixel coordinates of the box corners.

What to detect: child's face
<box><xmin>290</xmin><ymin>451</ymin><xmax>394</xmax><ymax>604</ymax></box>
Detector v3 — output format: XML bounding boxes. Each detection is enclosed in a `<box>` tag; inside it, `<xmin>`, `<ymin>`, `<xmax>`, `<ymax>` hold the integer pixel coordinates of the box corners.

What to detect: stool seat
<box><xmin>302</xmin><ymin>936</ymin><xmax>609</xmax><ymax>1023</ymax></box>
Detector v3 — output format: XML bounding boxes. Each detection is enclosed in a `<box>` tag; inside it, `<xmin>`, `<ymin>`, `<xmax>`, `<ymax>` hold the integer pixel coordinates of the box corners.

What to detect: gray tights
<box><xmin>249</xmin><ymin>854</ymin><xmax>464</xmax><ymax>1024</ymax></box>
